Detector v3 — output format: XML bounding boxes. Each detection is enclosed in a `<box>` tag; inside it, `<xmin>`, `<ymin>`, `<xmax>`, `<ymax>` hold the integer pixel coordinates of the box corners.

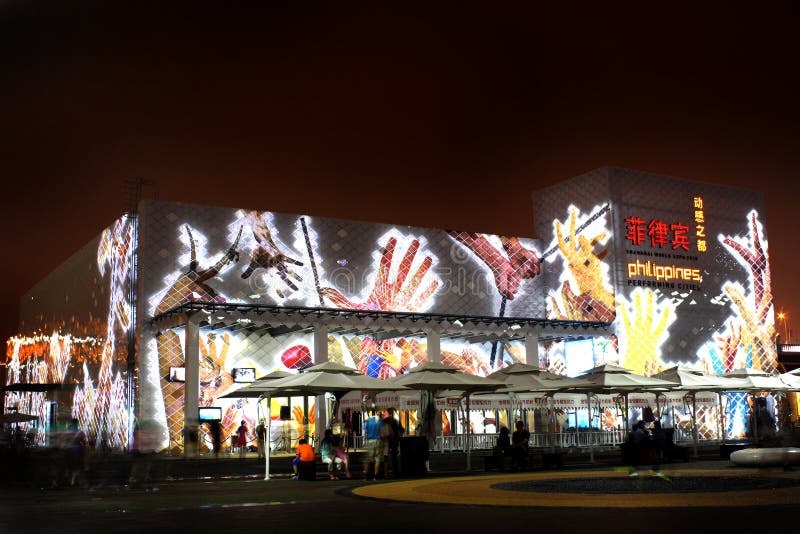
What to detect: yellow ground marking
<box><xmin>352</xmin><ymin>468</ymin><xmax>800</xmax><ymax>508</ymax></box>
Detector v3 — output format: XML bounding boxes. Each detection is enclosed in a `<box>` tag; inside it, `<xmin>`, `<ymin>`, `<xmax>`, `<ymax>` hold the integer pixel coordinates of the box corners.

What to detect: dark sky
<box><xmin>2</xmin><ymin>2</ymin><xmax>799</xmax><ymax>345</ymax></box>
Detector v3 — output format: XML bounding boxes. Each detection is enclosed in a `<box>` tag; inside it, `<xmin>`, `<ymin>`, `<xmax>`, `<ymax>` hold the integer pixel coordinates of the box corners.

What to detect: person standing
<box><xmin>235</xmin><ymin>420</ymin><xmax>248</xmax><ymax>459</ymax></box>
<box><xmin>65</xmin><ymin>418</ymin><xmax>89</xmax><ymax>487</ymax></box>
<box><xmin>255</xmin><ymin>420</ymin><xmax>267</xmax><ymax>459</ymax></box>
<box><xmin>210</xmin><ymin>420</ymin><xmax>222</xmax><ymax>459</ymax></box>
<box><xmin>381</xmin><ymin>408</ymin><xmax>403</xmax><ymax>478</ymax></box>
<box><xmin>363</xmin><ymin>411</ymin><xmax>383</xmax><ymax>480</ymax></box>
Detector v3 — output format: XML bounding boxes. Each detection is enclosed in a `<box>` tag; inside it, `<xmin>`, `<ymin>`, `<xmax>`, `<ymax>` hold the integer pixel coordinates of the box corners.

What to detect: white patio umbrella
<box><xmin>234</xmin><ymin>361</ymin><xmax>405</xmax><ymax>479</ymax></box>
<box><xmin>485</xmin><ymin>364</ymin><xmax>565</xmax><ymax>419</ymax></box>
<box><xmin>722</xmin><ymin>368</ymin><xmax>792</xmax><ymax>445</ymax></box>
<box><xmin>494</xmin><ymin>374</ymin><xmax>596</xmax><ymax>454</ymax></box>
<box><xmin>218</xmin><ymin>369</ymin><xmax>293</xmax><ymax>398</ymax></box>
<box><xmin>779</xmin><ymin>371</ymin><xmax>800</xmax><ymax>390</ymax></box>
<box><xmin>653</xmin><ymin>365</ymin><xmax>749</xmax><ymax>456</ymax></box>
<box><xmin>565</xmin><ymin>364</ymin><xmax>679</xmax><ymax>463</ymax></box>
<box><xmin>386</xmin><ymin>362</ymin><xmax>504</xmax><ymax>471</ymax></box>
<box><xmin>722</xmin><ymin>367</ymin><xmax>793</xmax><ymax>392</ymax></box>
<box><xmin>230</xmin><ymin>362</ymin><xmax>405</xmax><ymax>480</ymax></box>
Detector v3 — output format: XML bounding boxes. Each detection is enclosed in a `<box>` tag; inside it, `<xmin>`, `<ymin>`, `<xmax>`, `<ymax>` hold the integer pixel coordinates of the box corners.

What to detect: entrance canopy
<box><xmin>152</xmin><ymin>301</ymin><xmax>613</xmax><ymax>347</ymax></box>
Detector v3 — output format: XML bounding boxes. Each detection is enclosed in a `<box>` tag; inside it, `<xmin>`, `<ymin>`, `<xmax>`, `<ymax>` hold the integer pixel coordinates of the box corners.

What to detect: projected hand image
<box><xmin>724</xmin><ymin>282</ymin><xmax>776</xmax><ymax>372</ymax></box>
<box><xmin>549</xmin><ymin>280</ymin><xmax>615</xmax><ymax>322</ymax></box>
<box><xmin>719</xmin><ymin>211</ymin><xmax>776</xmax><ymax>372</ymax></box>
<box><xmin>554</xmin><ymin>207</ymin><xmax>615</xmax><ymax>316</ymax></box>
<box><xmin>712</xmin><ymin>320</ymin><xmax>742</xmax><ymax>374</ymax></box>
<box><xmin>620</xmin><ymin>289</ymin><xmax>671</xmax><ymax>376</ymax></box>
<box><xmin>440</xmin><ymin>347</ymin><xmax>492</xmax><ymax>377</ymax></box>
<box><xmin>321</xmin><ymin>236</ymin><xmax>439</xmax><ymax>312</ymax></box>
<box><xmin>242</xmin><ymin>211</ymin><xmax>304</xmax><ymax>299</ymax></box>
<box><xmin>449</xmin><ymin>232</ymin><xmax>540</xmax><ymax>300</ymax></box>
<box><xmin>293</xmin><ymin>404</ymin><xmax>315</xmax><ymax>446</ymax></box>
<box><xmin>721</xmin><ymin>212</ymin><xmax>772</xmax><ymax>324</ymax></box>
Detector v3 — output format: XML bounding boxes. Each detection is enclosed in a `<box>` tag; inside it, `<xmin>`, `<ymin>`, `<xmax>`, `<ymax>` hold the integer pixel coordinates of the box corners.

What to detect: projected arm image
<box><xmin>722</xmin><ymin>282</ymin><xmax>776</xmax><ymax>372</ymax></box>
<box><xmin>155</xmin><ymin>224</ymin><xmax>243</xmax><ymax>315</ymax></box>
<box><xmin>548</xmin><ymin>206</ymin><xmax>615</xmax><ymax>322</ymax></box>
<box><xmin>549</xmin><ymin>279</ymin><xmax>615</xmax><ymax>322</ymax></box>
<box><xmin>241</xmin><ymin>211</ymin><xmax>304</xmax><ymax>299</ymax></box>
<box><xmin>199</xmin><ymin>332</ymin><xmax>233</xmax><ymax>407</ymax></box>
<box><xmin>721</xmin><ymin>212</ymin><xmax>772</xmax><ymax>325</ymax></box>
<box><xmin>702</xmin><ymin>211</ymin><xmax>776</xmax><ymax>375</ymax></box>
<box><xmin>619</xmin><ymin>288</ymin><xmax>673</xmax><ymax>376</ymax></box>
<box><xmin>719</xmin><ymin>211</ymin><xmax>776</xmax><ymax>372</ymax></box>
<box><xmin>448</xmin><ymin>232</ymin><xmax>541</xmax><ymax>300</ymax></box>
<box><xmin>320</xmin><ymin>235</ymin><xmax>439</xmax><ymax>312</ymax></box>
<box><xmin>71</xmin><ymin>217</ymin><xmax>134</xmax><ymax>450</ymax></box>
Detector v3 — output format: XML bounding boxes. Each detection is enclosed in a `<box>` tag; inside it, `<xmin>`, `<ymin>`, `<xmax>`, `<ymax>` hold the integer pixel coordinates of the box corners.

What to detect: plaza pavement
<box><xmin>2</xmin><ymin>445</ymin><xmax>799</xmax><ymax>533</ymax></box>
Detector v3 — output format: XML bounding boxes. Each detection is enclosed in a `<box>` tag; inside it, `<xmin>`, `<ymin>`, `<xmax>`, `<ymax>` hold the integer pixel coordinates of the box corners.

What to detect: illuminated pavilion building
<box><xmin>4</xmin><ymin>167</ymin><xmax>777</xmax><ymax>452</ymax></box>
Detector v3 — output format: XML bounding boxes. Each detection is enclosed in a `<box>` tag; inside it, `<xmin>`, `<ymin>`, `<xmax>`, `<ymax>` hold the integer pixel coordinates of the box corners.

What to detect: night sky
<box><xmin>2</xmin><ymin>3</ymin><xmax>798</xmax><ymax>347</ymax></box>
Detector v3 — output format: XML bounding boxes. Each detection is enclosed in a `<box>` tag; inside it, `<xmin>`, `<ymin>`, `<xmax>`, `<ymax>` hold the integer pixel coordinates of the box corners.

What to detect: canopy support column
<box><xmin>183</xmin><ymin>313</ymin><xmax>201</xmax><ymax>459</ymax></box>
<box><xmin>465</xmin><ymin>394</ymin><xmax>472</xmax><ymax>471</ymax></box>
<box><xmin>524</xmin><ymin>334</ymin><xmax>539</xmax><ymax>366</ymax></box>
<box><xmin>313</xmin><ymin>324</ymin><xmax>329</xmax><ymax>445</ymax></box>
<box><xmin>264</xmin><ymin>394</ymin><xmax>272</xmax><ymax>480</ymax></box>
<box><xmin>426</xmin><ymin>330</ymin><xmax>441</xmax><ymax>364</ymax></box>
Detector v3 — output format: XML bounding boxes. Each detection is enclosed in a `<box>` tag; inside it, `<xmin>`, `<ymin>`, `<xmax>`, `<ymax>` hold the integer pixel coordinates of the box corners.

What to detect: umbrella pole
<box><xmin>718</xmin><ymin>393</ymin><xmax>726</xmax><ymax>444</ymax></box>
<box><xmin>624</xmin><ymin>393</ymin><xmax>630</xmax><ymax>435</ymax></box>
<box><xmin>303</xmin><ymin>396</ymin><xmax>309</xmax><ymax>444</ymax></box>
<box><xmin>265</xmin><ymin>395</ymin><xmax>271</xmax><ymax>480</ymax></box>
<box><xmin>465</xmin><ymin>394</ymin><xmax>471</xmax><ymax>471</ymax></box>
<box><xmin>587</xmin><ymin>393</ymin><xmax>595</xmax><ymax>464</ymax></box>
<box><xmin>752</xmin><ymin>394</ymin><xmax>759</xmax><ymax>446</ymax></box>
<box><xmin>692</xmin><ymin>395</ymin><xmax>698</xmax><ymax>458</ymax></box>
<box><xmin>549</xmin><ymin>395</ymin><xmax>556</xmax><ymax>454</ymax></box>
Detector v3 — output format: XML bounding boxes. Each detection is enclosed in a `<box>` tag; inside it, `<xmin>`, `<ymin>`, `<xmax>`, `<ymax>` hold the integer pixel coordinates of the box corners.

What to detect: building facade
<box><xmin>5</xmin><ymin>167</ymin><xmax>776</xmax><ymax>451</ymax></box>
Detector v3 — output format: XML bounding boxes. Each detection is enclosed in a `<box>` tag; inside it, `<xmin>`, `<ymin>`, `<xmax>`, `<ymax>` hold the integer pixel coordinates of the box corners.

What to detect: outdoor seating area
<box><xmin>212</xmin><ymin>360</ymin><xmax>800</xmax><ymax>481</ymax></box>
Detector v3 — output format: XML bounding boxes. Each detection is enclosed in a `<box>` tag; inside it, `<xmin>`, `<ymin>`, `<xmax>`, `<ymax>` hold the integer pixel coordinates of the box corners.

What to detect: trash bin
<box><xmin>400</xmin><ymin>436</ymin><xmax>428</xmax><ymax>476</ymax></box>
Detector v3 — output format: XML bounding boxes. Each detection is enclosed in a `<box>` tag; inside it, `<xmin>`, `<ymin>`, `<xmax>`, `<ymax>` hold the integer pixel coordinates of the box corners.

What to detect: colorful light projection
<box><xmin>544</xmin><ymin>204</ymin><xmax>615</xmax><ymax>322</ymax></box>
<box><xmin>448</xmin><ymin>231</ymin><xmax>541</xmax><ymax>306</ymax></box>
<box><xmin>701</xmin><ymin>210</ymin><xmax>776</xmax><ymax>438</ymax></box>
<box><xmin>4</xmin><ymin>332</ymin><xmax>95</xmax><ymax>443</ymax></box>
<box><xmin>320</xmin><ymin>229</ymin><xmax>442</xmax><ymax>313</ymax></box>
<box><xmin>621</xmin><ymin>208</ymin><xmax>776</xmax><ymax>439</ymax></box>
<box><xmin>4</xmin><ymin>217</ymin><xmax>133</xmax><ymax>450</ymax></box>
<box><xmin>149</xmin><ymin>223</ymin><xmax>243</xmax><ymax>316</ymax></box>
<box><xmin>72</xmin><ymin>217</ymin><xmax>133</xmax><ymax>449</ymax></box>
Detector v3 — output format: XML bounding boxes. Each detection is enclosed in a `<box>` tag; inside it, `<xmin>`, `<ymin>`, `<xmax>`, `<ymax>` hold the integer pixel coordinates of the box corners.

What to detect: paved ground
<box><xmin>2</xmin><ymin>447</ymin><xmax>797</xmax><ymax>533</ymax></box>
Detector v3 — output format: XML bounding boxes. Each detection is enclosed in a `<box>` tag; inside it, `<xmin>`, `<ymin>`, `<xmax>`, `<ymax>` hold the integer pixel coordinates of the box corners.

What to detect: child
<box><xmin>332</xmin><ymin>434</ymin><xmax>351</xmax><ymax>479</ymax></box>
<box><xmin>292</xmin><ymin>438</ymin><xmax>315</xmax><ymax>479</ymax></box>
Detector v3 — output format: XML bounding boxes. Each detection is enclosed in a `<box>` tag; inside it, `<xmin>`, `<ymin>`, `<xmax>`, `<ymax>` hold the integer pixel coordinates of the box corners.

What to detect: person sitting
<box><xmin>320</xmin><ymin>429</ymin><xmax>346</xmax><ymax>480</ymax></box>
<box><xmin>510</xmin><ymin>421</ymin><xmax>530</xmax><ymax>471</ymax></box>
<box><xmin>496</xmin><ymin>426</ymin><xmax>511</xmax><ymax>451</ymax></box>
<box><xmin>630</xmin><ymin>420</ymin><xmax>651</xmax><ymax>444</ymax></box>
<box><xmin>333</xmin><ymin>434</ymin><xmax>351</xmax><ymax>479</ymax></box>
<box><xmin>629</xmin><ymin>420</ymin><xmax>657</xmax><ymax>472</ymax></box>
<box><xmin>493</xmin><ymin>426</ymin><xmax>512</xmax><ymax>470</ymax></box>
<box><xmin>292</xmin><ymin>438</ymin><xmax>316</xmax><ymax>480</ymax></box>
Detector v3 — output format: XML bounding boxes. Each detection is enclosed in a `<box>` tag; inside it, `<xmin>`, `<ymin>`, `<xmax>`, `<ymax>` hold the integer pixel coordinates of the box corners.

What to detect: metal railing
<box><xmin>434</xmin><ymin>430</ymin><xmax>628</xmax><ymax>452</ymax></box>
<box><xmin>344</xmin><ymin>427</ymin><xmax>710</xmax><ymax>453</ymax></box>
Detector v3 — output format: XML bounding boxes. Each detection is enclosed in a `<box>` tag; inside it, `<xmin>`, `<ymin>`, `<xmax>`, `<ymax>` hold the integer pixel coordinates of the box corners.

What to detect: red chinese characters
<box><xmin>625</xmin><ymin>216</ymin><xmax>691</xmax><ymax>251</ymax></box>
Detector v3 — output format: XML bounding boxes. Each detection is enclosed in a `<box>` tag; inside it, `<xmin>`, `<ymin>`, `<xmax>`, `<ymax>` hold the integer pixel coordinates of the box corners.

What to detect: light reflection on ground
<box><xmin>352</xmin><ymin>468</ymin><xmax>800</xmax><ymax>508</ymax></box>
